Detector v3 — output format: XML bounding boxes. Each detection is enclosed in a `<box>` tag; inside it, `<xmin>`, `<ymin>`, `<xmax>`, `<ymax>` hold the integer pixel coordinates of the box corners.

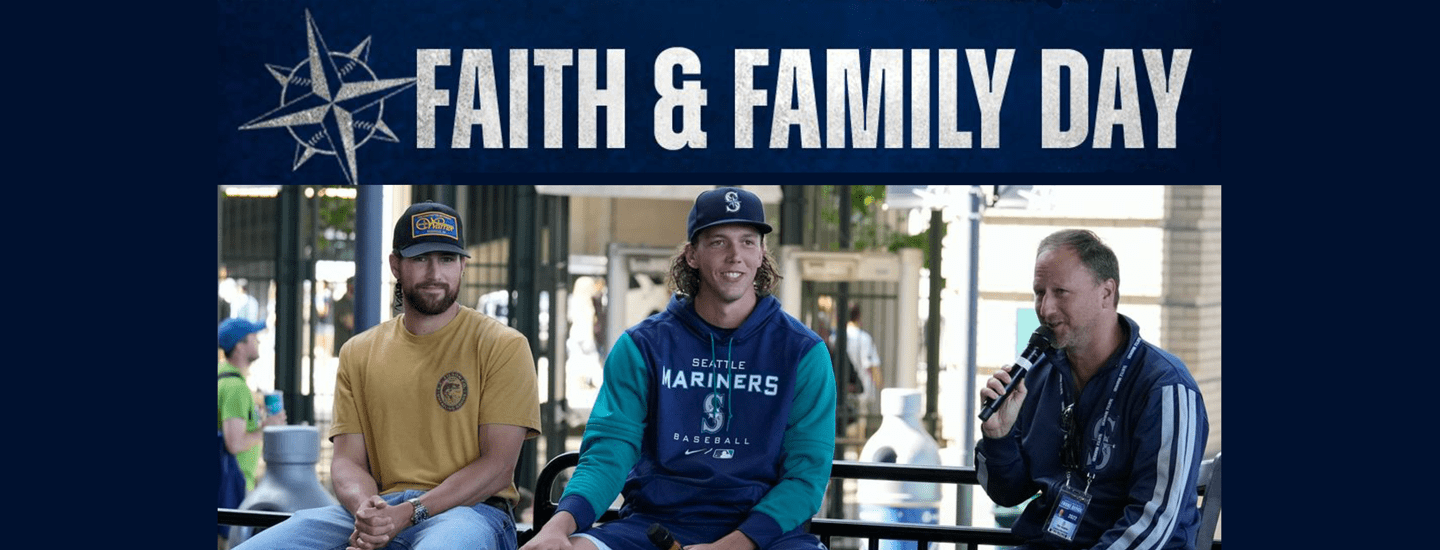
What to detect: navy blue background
<box><xmin>219</xmin><ymin>0</ymin><xmax>1220</xmax><ymax>183</ymax></box>
<box><xmin>179</xmin><ymin>0</ymin><xmax>1292</xmax><ymax>545</ymax></box>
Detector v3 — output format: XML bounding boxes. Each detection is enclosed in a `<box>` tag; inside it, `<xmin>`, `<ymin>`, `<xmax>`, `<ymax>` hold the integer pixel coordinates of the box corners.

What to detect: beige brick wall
<box><xmin>1162</xmin><ymin>185</ymin><xmax>1222</xmax><ymax>457</ymax></box>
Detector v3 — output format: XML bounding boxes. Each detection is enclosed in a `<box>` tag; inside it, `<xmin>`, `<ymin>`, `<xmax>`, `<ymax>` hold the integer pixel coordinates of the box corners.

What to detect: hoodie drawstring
<box><xmin>725</xmin><ymin>338</ymin><xmax>734</xmax><ymax>432</ymax></box>
<box><xmin>707</xmin><ymin>333</ymin><xmax>737</xmax><ymax>433</ymax></box>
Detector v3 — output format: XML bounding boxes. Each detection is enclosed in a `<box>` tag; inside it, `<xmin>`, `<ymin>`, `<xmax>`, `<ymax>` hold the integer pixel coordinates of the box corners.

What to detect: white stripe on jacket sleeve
<box><xmin>1106</xmin><ymin>384</ymin><xmax>1198</xmax><ymax>550</ymax></box>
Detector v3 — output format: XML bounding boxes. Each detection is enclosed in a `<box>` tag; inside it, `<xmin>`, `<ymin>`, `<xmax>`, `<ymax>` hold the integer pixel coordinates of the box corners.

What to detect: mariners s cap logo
<box><xmin>724</xmin><ymin>191</ymin><xmax>741</xmax><ymax>213</ymax></box>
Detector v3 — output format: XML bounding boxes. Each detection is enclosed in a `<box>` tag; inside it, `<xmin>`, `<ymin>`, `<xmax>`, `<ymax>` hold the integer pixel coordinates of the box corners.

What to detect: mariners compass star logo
<box><xmin>238</xmin><ymin>10</ymin><xmax>416</xmax><ymax>185</ymax></box>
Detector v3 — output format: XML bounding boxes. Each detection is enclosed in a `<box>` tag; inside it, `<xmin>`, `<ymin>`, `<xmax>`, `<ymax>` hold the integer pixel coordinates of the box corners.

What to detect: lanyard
<box><xmin>1060</xmin><ymin>336</ymin><xmax>1144</xmax><ymax>487</ymax></box>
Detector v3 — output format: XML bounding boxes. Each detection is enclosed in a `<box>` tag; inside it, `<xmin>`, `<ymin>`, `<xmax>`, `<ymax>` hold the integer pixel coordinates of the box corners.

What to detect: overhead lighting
<box><xmin>219</xmin><ymin>186</ymin><xmax>358</xmax><ymax>199</ymax></box>
<box><xmin>223</xmin><ymin>186</ymin><xmax>281</xmax><ymax>198</ymax></box>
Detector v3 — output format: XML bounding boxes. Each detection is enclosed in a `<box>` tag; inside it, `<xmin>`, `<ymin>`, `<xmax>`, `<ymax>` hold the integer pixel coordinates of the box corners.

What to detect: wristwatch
<box><xmin>407</xmin><ymin>497</ymin><xmax>430</xmax><ymax>525</ymax></box>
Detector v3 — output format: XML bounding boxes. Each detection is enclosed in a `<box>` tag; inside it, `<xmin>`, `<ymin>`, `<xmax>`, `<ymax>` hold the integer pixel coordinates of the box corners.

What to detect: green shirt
<box><xmin>217</xmin><ymin>362</ymin><xmax>261</xmax><ymax>491</ymax></box>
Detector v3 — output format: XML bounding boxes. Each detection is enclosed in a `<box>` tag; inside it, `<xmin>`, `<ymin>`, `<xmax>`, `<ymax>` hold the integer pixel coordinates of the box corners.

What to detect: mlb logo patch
<box><xmin>413</xmin><ymin>212</ymin><xmax>460</xmax><ymax>241</ymax></box>
<box><xmin>713</xmin><ymin>449</ymin><xmax>734</xmax><ymax>459</ymax></box>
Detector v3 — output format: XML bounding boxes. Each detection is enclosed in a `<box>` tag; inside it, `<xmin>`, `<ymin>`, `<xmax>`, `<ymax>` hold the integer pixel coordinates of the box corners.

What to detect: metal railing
<box><xmin>818</xmin><ymin>460</ymin><xmax>1021</xmax><ymax>549</ymax></box>
<box><xmin>526</xmin><ymin>452</ymin><xmax>1023</xmax><ymax>549</ymax></box>
<box><xmin>219</xmin><ymin>451</ymin><xmax>1221</xmax><ymax>550</ymax></box>
<box><xmin>217</xmin><ymin>507</ymin><xmax>290</xmax><ymax>529</ymax></box>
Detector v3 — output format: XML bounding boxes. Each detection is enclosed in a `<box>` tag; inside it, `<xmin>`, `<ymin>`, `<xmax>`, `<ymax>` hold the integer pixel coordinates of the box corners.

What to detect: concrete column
<box><xmin>1162</xmin><ymin>185</ymin><xmax>1222</xmax><ymax>455</ymax></box>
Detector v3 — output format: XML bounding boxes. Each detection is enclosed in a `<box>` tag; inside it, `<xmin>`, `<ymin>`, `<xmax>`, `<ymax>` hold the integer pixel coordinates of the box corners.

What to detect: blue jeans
<box><xmin>235</xmin><ymin>490</ymin><xmax>515</xmax><ymax>550</ymax></box>
<box><xmin>579</xmin><ymin>513</ymin><xmax>825</xmax><ymax>550</ymax></box>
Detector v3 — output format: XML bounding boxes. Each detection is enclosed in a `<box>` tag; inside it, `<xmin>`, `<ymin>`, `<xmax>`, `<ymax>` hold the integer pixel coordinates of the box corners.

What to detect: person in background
<box><xmin>332</xmin><ymin>277</ymin><xmax>355</xmax><ymax>356</ymax></box>
<box><xmin>231</xmin><ymin>278</ymin><xmax>260</xmax><ymax>322</ymax></box>
<box><xmin>834</xmin><ymin>304</ymin><xmax>882</xmax><ymax>413</ymax></box>
<box><xmin>218</xmin><ymin>318</ymin><xmax>288</xmax><ymax>492</ymax></box>
<box><xmin>219</xmin><ymin>267</ymin><xmax>233</xmax><ymax>323</ymax></box>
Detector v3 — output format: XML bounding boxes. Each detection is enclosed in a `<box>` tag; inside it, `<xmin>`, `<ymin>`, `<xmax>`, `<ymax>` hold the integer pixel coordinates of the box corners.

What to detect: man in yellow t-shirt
<box><xmin>238</xmin><ymin>202</ymin><xmax>542</xmax><ymax>550</ymax></box>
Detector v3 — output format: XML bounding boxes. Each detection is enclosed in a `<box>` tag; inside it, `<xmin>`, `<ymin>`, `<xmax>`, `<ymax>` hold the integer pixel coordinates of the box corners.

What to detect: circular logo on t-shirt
<box><xmin>435</xmin><ymin>371</ymin><xmax>468</xmax><ymax>411</ymax></box>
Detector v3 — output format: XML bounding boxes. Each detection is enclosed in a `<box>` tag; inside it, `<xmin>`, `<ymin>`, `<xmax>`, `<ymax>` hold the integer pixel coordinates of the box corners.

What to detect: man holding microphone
<box><xmin>976</xmin><ymin>229</ymin><xmax>1209</xmax><ymax>550</ymax></box>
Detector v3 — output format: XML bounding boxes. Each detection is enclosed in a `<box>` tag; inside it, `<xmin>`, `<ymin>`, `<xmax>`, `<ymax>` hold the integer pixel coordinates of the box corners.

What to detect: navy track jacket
<box><xmin>977</xmin><ymin>315</ymin><xmax>1209</xmax><ymax>550</ymax></box>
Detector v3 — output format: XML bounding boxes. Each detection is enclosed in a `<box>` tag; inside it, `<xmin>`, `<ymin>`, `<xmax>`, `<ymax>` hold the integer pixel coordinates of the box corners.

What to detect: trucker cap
<box><xmin>393</xmin><ymin>202</ymin><xmax>470</xmax><ymax>258</ymax></box>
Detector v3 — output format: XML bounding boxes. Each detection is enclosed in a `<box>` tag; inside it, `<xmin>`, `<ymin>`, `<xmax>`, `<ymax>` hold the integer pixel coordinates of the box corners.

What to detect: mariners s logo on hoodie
<box><xmin>554</xmin><ymin>292</ymin><xmax>836</xmax><ymax>543</ymax></box>
<box><xmin>617</xmin><ymin>294</ymin><xmax>832</xmax><ymax>525</ymax></box>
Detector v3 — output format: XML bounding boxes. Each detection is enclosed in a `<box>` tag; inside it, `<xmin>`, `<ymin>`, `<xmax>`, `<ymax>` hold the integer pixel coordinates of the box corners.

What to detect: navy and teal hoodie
<box><xmin>556</xmin><ymin>294</ymin><xmax>836</xmax><ymax>548</ymax></box>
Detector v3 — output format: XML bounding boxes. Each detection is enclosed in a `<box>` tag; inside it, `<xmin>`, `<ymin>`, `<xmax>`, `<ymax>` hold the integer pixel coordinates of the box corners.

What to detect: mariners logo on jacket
<box><xmin>1088</xmin><ymin>415</ymin><xmax>1118</xmax><ymax>470</ymax></box>
<box><xmin>436</xmin><ymin>371</ymin><xmax>468</xmax><ymax>411</ymax></box>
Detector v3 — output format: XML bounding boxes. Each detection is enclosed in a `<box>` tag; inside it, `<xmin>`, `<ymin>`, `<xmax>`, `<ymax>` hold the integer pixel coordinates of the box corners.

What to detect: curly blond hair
<box><xmin>666</xmin><ymin>239</ymin><xmax>782</xmax><ymax>298</ymax></box>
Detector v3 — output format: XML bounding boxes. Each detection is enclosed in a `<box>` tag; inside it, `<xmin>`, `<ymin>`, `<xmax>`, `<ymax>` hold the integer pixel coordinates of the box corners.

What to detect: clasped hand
<box><xmin>348</xmin><ymin>495</ymin><xmax>407</xmax><ymax>550</ymax></box>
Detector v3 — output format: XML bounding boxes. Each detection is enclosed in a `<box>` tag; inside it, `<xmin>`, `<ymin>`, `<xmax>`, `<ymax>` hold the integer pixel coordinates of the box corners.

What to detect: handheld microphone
<box><xmin>978</xmin><ymin>326</ymin><xmax>1055</xmax><ymax>421</ymax></box>
<box><xmin>647</xmin><ymin>523</ymin><xmax>682</xmax><ymax>550</ymax></box>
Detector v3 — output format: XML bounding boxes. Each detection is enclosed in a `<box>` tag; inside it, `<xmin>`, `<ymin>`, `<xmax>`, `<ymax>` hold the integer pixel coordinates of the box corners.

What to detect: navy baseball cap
<box><xmin>687</xmin><ymin>187</ymin><xmax>773</xmax><ymax>242</ymax></box>
<box><xmin>393</xmin><ymin>202</ymin><xmax>471</xmax><ymax>258</ymax></box>
<box><xmin>218</xmin><ymin>318</ymin><xmax>266</xmax><ymax>353</ymax></box>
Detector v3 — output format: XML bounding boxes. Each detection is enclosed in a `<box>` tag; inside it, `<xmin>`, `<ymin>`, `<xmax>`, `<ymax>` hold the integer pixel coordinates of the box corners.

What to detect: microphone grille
<box><xmin>1031</xmin><ymin>326</ymin><xmax>1055</xmax><ymax>347</ymax></box>
<box><xmin>647</xmin><ymin>524</ymin><xmax>675</xmax><ymax>549</ymax></box>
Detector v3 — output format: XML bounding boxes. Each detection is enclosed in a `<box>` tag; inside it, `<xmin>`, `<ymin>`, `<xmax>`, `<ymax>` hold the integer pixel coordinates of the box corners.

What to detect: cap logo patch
<box><xmin>436</xmin><ymin>371</ymin><xmax>468</xmax><ymax>411</ymax></box>
<box><xmin>412</xmin><ymin>212</ymin><xmax>459</xmax><ymax>241</ymax></box>
<box><xmin>724</xmin><ymin>191</ymin><xmax>741</xmax><ymax>213</ymax></box>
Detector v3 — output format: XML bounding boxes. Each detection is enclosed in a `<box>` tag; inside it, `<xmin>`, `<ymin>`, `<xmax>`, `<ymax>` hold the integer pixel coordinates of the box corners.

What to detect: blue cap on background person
<box><xmin>687</xmin><ymin>187</ymin><xmax>773</xmax><ymax>242</ymax></box>
<box><xmin>393</xmin><ymin>201</ymin><xmax>471</xmax><ymax>258</ymax></box>
<box><xmin>218</xmin><ymin>318</ymin><xmax>266</xmax><ymax>354</ymax></box>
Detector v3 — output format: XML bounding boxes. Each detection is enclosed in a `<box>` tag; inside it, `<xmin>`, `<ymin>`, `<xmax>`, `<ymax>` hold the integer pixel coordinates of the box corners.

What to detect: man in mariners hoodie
<box><xmin>522</xmin><ymin>187</ymin><xmax>837</xmax><ymax>550</ymax></box>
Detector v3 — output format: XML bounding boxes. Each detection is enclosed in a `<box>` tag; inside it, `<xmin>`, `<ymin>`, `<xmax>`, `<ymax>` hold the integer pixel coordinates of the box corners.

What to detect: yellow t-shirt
<box><xmin>330</xmin><ymin>306</ymin><xmax>541</xmax><ymax>503</ymax></box>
